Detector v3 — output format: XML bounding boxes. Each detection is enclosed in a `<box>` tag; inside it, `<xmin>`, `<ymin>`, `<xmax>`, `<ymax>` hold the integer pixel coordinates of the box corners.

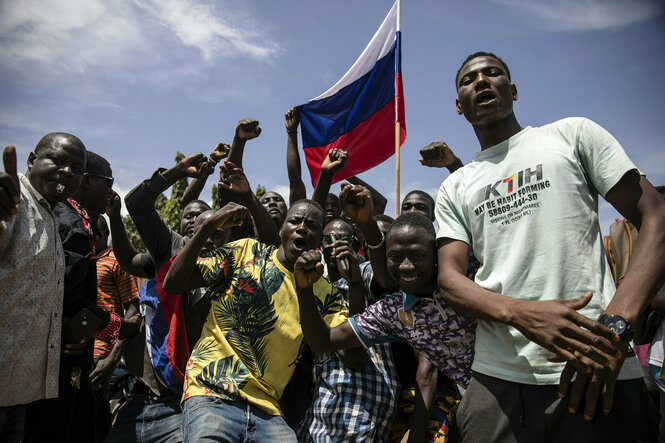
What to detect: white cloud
<box><xmin>492</xmin><ymin>0</ymin><xmax>664</xmax><ymax>31</ymax></box>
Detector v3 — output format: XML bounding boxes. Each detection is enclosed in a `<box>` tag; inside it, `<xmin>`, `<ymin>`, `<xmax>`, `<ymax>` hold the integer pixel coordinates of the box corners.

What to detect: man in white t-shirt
<box><xmin>436</xmin><ymin>51</ymin><xmax>665</xmax><ymax>441</ymax></box>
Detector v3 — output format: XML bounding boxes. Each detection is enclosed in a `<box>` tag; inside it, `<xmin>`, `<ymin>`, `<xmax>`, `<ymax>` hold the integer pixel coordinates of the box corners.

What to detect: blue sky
<box><xmin>1</xmin><ymin>0</ymin><xmax>664</xmax><ymax>233</ymax></box>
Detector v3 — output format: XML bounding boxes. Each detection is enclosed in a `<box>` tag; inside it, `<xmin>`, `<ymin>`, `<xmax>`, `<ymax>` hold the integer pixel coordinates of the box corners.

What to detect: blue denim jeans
<box><xmin>106</xmin><ymin>389</ymin><xmax>183</xmax><ymax>443</ymax></box>
<box><xmin>182</xmin><ymin>396</ymin><xmax>296</xmax><ymax>442</ymax></box>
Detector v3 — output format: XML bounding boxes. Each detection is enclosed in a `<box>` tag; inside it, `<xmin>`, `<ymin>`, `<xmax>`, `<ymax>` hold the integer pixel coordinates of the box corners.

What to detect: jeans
<box><xmin>106</xmin><ymin>389</ymin><xmax>183</xmax><ymax>443</ymax></box>
<box><xmin>182</xmin><ymin>396</ymin><xmax>296</xmax><ymax>443</ymax></box>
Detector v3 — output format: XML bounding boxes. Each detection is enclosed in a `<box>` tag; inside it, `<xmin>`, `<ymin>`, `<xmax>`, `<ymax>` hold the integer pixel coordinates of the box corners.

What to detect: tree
<box><xmin>211</xmin><ymin>183</ymin><xmax>220</xmax><ymax>210</ymax></box>
<box><xmin>161</xmin><ymin>151</ymin><xmax>188</xmax><ymax>232</ymax></box>
<box><xmin>255</xmin><ymin>184</ymin><xmax>266</xmax><ymax>199</ymax></box>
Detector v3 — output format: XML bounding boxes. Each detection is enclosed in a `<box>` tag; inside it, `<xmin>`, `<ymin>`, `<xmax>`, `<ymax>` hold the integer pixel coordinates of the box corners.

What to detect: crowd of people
<box><xmin>1</xmin><ymin>51</ymin><xmax>665</xmax><ymax>443</ymax></box>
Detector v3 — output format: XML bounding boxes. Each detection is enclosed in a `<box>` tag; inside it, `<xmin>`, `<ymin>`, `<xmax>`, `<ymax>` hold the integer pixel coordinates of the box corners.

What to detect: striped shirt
<box><xmin>93</xmin><ymin>247</ymin><xmax>139</xmax><ymax>359</ymax></box>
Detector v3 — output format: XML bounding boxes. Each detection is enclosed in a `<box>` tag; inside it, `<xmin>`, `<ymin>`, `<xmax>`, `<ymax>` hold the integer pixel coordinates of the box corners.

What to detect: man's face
<box><xmin>279</xmin><ymin>202</ymin><xmax>324</xmax><ymax>265</ymax></box>
<box><xmin>259</xmin><ymin>191</ymin><xmax>287</xmax><ymax>227</ymax></box>
<box><xmin>27</xmin><ymin>140</ymin><xmax>86</xmax><ymax>205</ymax></box>
<box><xmin>85</xmin><ymin>164</ymin><xmax>114</xmax><ymax>214</ymax></box>
<box><xmin>325</xmin><ymin>194</ymin><xmax>342</xmax><ymax>224</ymax></box>
<box><xmin>401</xmin><ymin>194</ymin><xmax>434</xmax><ymax>221</ymax></box>
<box><xmin>180</xmin><ymin>202</ymin><xmax>210</xmax><ymax>237</ymax></box>
<box><xmin>455</xmin><ymin>55</ymin><xmax>517</xmax><ymax>127</ymax></box>
<box><xmin>322</xmin><ymin>219</ymin><xmax>356</xmax><ymax>274</ymax></box>
<box><xmin>386</xmin><ymin>225</ymin><xmax>435</xmax><ymax>296</ymax></box>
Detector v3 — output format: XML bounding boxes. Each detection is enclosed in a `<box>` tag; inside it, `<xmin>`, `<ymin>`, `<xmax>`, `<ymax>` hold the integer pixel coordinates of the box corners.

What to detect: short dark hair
<box><xmin>387</xmin><ymin>212</ymin><xmax>436</xmax><ymax>244</ymax></box>
<box><xmin>404</xmin><ymin>190</ymin><xmax>435</xmax><ymax>210</ymax></box>
<box><xmin>455</xmin><ymin>51</ymin><xmax>511</xmax><ymax>89</ymax></box>
<box><xmin>35</xmin><ymin>132</ymin><xmax>86</xmax><ymax>154</ymax></box>
<box><xmin>655</xmin><ymin>186</ymin><xmax>665</xmax><ymax>196</ymax></box>
<box><xmin>290</xmin><ymin>198</ymin><xmax>326</xmax><ymax>227</ymax></box>
<box><xmin>86</xmin><ymin>151</ymin><xmax>110</xmax><ymax>176</ymax></box>
<box><xmin>184</xmin><ymin>199</ymin><xmax>211</xmax><ymax>210</ymax></box>
<box><xmin>374</xmin><ymin>214</ymin><xmax>395</xmax><ymax>224</ymax></box>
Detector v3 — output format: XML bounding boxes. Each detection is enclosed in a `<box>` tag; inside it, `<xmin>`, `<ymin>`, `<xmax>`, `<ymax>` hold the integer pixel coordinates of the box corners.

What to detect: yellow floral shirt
<box><xmin>184</xmin><ymin>238</ymin><xmax>348</xmax><ymax>415</ymax></box>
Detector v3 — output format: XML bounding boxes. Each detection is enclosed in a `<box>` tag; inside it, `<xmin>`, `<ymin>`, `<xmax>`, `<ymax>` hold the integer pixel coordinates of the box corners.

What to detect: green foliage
<box><xmin>121</xmin><ymin>215</ymin><xmax>147</xmax><ymax>252</ymax></box>
<box><xmin>161</xmin><ymin>151</ymin><xmax>188</xmax><ymax>232</ymax></box>
<box><xmin>211</xmin><ymin>183</ymin><xmax>220</xmax><ymax>210</ymax></box>
<box><xmin>255</xmin><ymin>184</ymin><xmax>266</xmax><ymax>199</ymax></box>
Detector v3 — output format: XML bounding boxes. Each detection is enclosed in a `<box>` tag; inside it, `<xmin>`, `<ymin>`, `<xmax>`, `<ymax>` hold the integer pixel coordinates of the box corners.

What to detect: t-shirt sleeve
<box><xmin>575</xmin><ymin>118</ymin><xmax>642</xmax><ymax>198</ymax></box>
<box><xmin>349</xmin><ymin>295</ymin><xmax>405</xmax><ymax>348</ymax></box>
<box><xmin>312</xmin><ymin>279</ymin><xmax>349</xmax><ymax>329</ymax></box>
<box><xmin>113</xmin><ymin>260</ymin><xmax>140</xmax><ymax>305</ymax></box>
<box><xmin>196</xmin><ymin>238</ymin><xmax>253</xmax><ymax>289</ymax></box>
<box><xmin>435</xmin><ymin>178</ymin><xmax>472</xmax><ymax>244</ymax></box>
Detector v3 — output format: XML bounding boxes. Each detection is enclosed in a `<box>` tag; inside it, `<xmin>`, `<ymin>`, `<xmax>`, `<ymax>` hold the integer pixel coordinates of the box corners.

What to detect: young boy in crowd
<box><xmin>0</xmin><ymin>136</ymin><xmax>87</xmax><ymax>442</ymax></box>
<box><xmin>294</xmin><ymin>211</ymin><xmax>476</xmax><ymax>441</ymax></box>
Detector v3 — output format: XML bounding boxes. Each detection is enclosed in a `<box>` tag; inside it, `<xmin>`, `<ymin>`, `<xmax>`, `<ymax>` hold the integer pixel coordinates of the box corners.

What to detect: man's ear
<box><xmin>455</xmin><ymin>98</ymin><xmax>463</xmax><ymax>115</ymax></box>
<box><xmin>27</xmin><ymin>152</ymin><xmax>36</xmax><ymax>171</ymax></box>
<box><xmin>512</xmin><ymin>84</ymin><xmax>518</xmax><ymax>101</ymax></box>
<box><xmin>80</xmin><ymin>173</ymin><xmax>92</xmax><ymax>190</ymax></box>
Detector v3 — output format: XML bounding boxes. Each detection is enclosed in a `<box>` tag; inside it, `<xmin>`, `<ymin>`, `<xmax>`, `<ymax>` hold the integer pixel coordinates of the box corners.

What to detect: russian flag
<box><xmin>140</xmin><ymin>257</ymin><xmax>190</xmax><ymax>394</ymax></box>
<box><xmin>299</xmin><ymin>0</ymin><xmax>405</xmax><ymax>186</ymax></box>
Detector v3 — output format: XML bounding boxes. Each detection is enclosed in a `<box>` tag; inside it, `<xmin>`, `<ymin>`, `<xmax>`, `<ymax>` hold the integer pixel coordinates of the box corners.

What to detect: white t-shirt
<box><xmin>435</xmin><ymin>117</ymin><xmax>643</xmax><ymax>385</ymax></box>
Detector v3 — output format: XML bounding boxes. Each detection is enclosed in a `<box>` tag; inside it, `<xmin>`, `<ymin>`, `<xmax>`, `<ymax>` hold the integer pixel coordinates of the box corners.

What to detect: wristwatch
<box><xmin>597</xmin><ymin>313</ymin><xmax>634</xmax><ymax>341</ymax></box>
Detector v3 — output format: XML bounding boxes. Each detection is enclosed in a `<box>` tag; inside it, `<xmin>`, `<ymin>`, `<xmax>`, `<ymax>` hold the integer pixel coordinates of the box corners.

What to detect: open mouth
<box><xmin>476</xmin><ymin>91</ymin><xmax>496</xmax><ymax>104</ymax></box>
<box><xmin>292</xmin><ymin>237</ymin><xmax>306</xmax><ymax>249</ymax></box>
<box><xmin>400</xmin><ymin>275</ymin><xmax>418</xmax><ymax>282</ymax></box>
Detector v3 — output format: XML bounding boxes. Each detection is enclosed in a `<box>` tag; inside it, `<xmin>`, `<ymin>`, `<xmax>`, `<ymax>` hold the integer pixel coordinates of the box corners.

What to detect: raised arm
<box><xmin>312</xmin><ymin>148</ymin><xmax>348</xmax><ymax>209</ymax></box>
<box><xmin>226</xmin><ymin>118</ymin><xmax>261</xmax><ymax>169</ymax></box>
<box><xmin>162</xmin><ymin>203</ymin><xmax>247</xmax><ymax>294</ymax></box>
<box><xmin>419</xmin><ymin>141</ymin><xmax>464</xmax><ymax>173</ymax></box>
<box><xmin>285</xmin><ymin>108</ymin><xmax>307</xmax><ymax>204</ymax></box>
<box><xmin>219</xmin><ymin>161</ymin><xmax>279</xmax><ymax>246</ymax></box>
<box><xmin>294</xmin><ymin>250</ymin><xmax>363</xmax><ymax>354</ymax></box>
<box><xmin>347</xmin><ymin>176</ymin><xmax>387</xmax><ymax>216</ymax></box>
<box><xmin>0</xmin><ymin>146</ymin><xmax>20</xmax><ymax>222</ymax></box>
<box><xmin>339</xmin><ymin>183</ymin><xmax>394</xmax><ymax>290</ymax></box>
<box><xmin>106</xmin><ymin>192</ymin><xmax>153</xmax><ymax>278</ymax></box>
<box><xmin>125</xmin><ymin>153</ymin><xmax>209</xmax><ymax>268</ymax></box>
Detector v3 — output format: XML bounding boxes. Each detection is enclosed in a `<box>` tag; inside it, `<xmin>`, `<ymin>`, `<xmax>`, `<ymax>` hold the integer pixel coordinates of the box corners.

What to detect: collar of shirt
<box><xmin>402</xmin><ymin>292</ymin><xmax>420</xmax><ymax>312</ymax></box>
<box><xmin>19</xmin><ymin>173</ymin><xmax>52</xmax><ymax>211</ymax></box>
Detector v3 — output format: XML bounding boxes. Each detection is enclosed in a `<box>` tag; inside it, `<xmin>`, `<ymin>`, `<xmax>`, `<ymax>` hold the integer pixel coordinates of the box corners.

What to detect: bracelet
<box><xmin>366</xmin><ymin>231</ymin><xmax>385</xmax><ymax>250</ymax></box>
<box><xmin>92</xmin><ymin>312</ymin><xmax>122</xmax><ymax>345</ymax></box>
<box><xmin>287</xmin><ymin>129</ymin><xmax>298</xmax><ymax>134</ymax></box>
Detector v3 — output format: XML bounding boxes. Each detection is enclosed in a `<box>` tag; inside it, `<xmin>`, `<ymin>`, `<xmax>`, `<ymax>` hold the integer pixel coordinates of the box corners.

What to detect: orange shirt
<box><xmin>93</xmin><ymin>247</ymin><xmax>139</xmax><ymax>360</ymax></box>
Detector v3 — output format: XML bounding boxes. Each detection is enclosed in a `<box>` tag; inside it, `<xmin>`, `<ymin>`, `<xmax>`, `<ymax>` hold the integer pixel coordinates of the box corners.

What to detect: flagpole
<box><xmin>394</xmin><ymin>0</ymin><xmax>402</xmax><ymax>218</ymax></box>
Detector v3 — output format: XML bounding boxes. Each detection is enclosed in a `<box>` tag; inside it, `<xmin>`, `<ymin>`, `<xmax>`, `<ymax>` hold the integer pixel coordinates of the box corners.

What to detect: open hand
<box><xmin>339</xmin><ymin>183</ymin><xmax>373</xmax><ymax>224</ymax></box>
<box><xmin>236</xmin><ymin>118</ymin><xmax>262</xmax><ymax>140</ymax></box>
<box><xmin>294</xmin><ymin>249</ymin><xmax>324</xmax><ymax>289</ymax></box>
<box><xmin>321</xmin><ymin>148</ymin><xmax>348</xmax><ymax>174</ymax></box>
<box><xmin>419</xmin><ymin>141</ymin><xmax>459</xmax><ymax>168</ymax></box>
<box><xmin>218</xmin><ymin>161</ymin><xmax>251</xmax><ymax>196</ymax></box>
<box><xmin>511</xmin><ymin>292</ymin><xmax>619</xmax><ymax>368</ymax></box>
<box><xmin>285</xmin><ymin>108</ymin><xmax>300</xmax><ymax>131</ymax></box>
<box><xmin>0</xmin><ymin>145</ymin><xmax>20</xmax><ymax>221</ymax></box>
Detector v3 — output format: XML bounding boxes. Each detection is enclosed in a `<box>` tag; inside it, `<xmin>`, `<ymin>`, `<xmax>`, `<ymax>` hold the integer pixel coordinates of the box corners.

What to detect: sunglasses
<box><xmin>88</xmin><ymin>173</ymin><xmax>114</xmax><ymax>188</ymax></box>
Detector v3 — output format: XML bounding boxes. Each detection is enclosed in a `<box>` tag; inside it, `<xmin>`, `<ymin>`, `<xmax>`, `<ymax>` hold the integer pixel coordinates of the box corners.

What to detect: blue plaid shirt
<box><xmin>296</xmin><ymin>262</ymin><xmax>400</xmax><ymax>442</ymax></box>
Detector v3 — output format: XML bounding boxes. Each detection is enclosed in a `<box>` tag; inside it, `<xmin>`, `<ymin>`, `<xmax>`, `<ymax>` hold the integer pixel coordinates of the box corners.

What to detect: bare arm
<box><xmin>339</xmin><ymin>183</ymin><xmax>394</xmax><ymax>289</ymax></box>
<box><xmin>219</xmin><ymin>161</ymin><xmax>279</xmax><ymax>246</ymax></box>
<box><xmin>294</xmin><ymin>250</ymin><xmax>364</xmax><ymax>354</ymax></box>
<box><xmin>285</xmin><ymin>108</ymin><xmax>307</xmax><ymax>204</ymax></box>
<box><xmin>408</xmin><ymin>353</ymin><xmax>438</xmax><ymax>443</ymax></box>
<box><xmin>106</xmin><ymin>192</ymin><xmax>151</xmax><ymax>278</ymax></box>
<box><xmin>347</xmin><ymin>176</ymin><xmax>387</xmax><ymax>216</ymax></box>
<box><xmin>182</xmin><ymin>142</ymin><xmax>230</xmax><ymax>208</ymax></box>
<box><xmin>162</xmin><ymin>203</ymin><xmax>247</xmax><ymax>294</ymax></box>
<box><xmin>226</xmin><ymin>119</ymin><xmax>261</xmax><ymax>169</ymax></box>
<box><xmin>312</xmin><ymin>149</ymin><xmax>348</xmax><ymax>209</ymax></box>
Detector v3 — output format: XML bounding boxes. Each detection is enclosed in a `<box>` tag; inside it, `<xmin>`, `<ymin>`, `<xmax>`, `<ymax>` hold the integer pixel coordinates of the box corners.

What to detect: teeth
<box><xmin>56</xmin><ymin>184</ymin><xmax>65</xmax><ymax>193</ymax></box>
<box><xmin>401</xmin><ymin>276</ymin><xmax>417</xmax><ymax>282</ymax></box>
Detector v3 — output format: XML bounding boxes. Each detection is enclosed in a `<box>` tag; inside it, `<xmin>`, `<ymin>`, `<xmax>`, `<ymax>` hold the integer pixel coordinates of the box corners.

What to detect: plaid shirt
<box><xmin>297</xmin><ymin>262</ymin><xmax>400</xmax><ymax>442</ymax></box>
